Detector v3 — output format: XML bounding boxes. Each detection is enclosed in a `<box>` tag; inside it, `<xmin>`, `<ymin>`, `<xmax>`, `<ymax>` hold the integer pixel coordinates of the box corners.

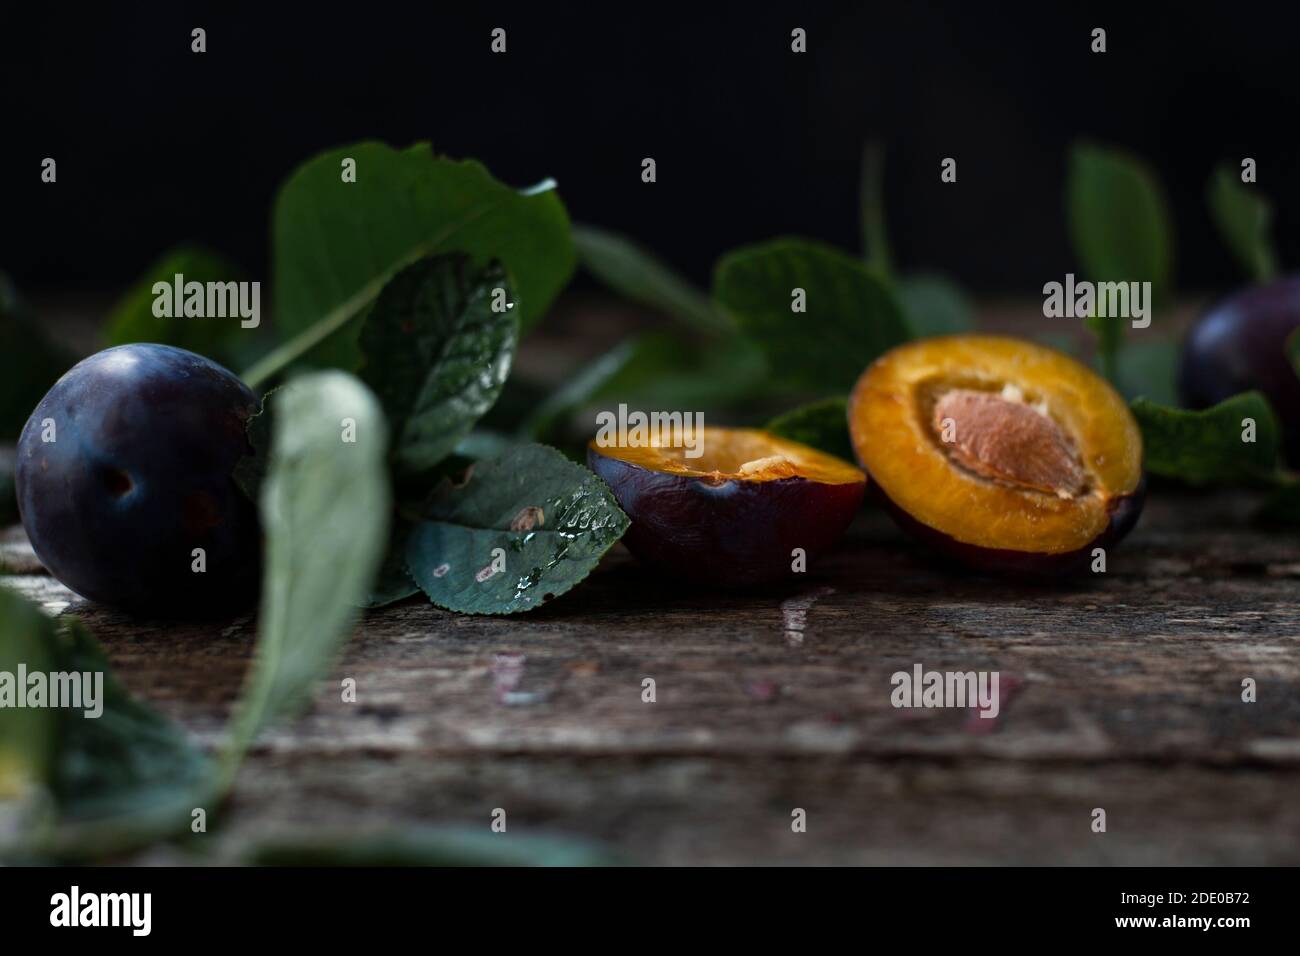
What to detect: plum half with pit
<box><xmin>1180</xmin><ymin>276</ymin><xmax>1300</xmax><ymax>462</ymax></box>
<box><xmin>849</xmin><ymin>335</ymin><xmax>1144</xmax><ymax>576</ymax></box>
<box><xmin>588</xmin><ymin>427</ymin><xmax>865</xmax><ymax>587</ymax></box>
<box><xmin>15</xmin><ymin>344</ymin><xmax>261</xmax><ymax>615</ymax></box>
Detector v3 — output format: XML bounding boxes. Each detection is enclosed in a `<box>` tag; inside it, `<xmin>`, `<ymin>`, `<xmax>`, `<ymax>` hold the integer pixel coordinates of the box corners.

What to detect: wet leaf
<box><xmin>358</xmin><ymin>255</ymin><xmax>518</xmax><ymax>478</ymax></box>
<box><xmin>406</xmin><ymin>444</ymin><xmax>627</xmax><ymax>615</ymax></box>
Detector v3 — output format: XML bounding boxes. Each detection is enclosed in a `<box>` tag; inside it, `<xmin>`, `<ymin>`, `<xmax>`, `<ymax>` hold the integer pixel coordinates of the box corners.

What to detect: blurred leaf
<box><xmin>897</xmin><ymin>273</ymin><xmax>975</xmax><ymax>337</ymax></box>
<box><xmin>47</xmin><ymin>621</ymin><xmax>210</xmax><ymax>825</ymax></box>
<box><xmin>0</xmin><ymin>451</ymin><xmax>16</xmax><ymax>526</ymax></box>
<box><xmin>405</xmin><ymin>443</ymin><xmax>627</xmax><ymax>615</ymax></box>
<box><xmin>1068</xmin><ymin>144</ymin><xmax>1174</xmax><ymax>379</ymax></box>
<box><xmin>104</xmin><ymin>247</ymin><xmax>257</xmax><ymax>369</ymax></box>
<box><xmin>358</xmin><ymin>255</ymin><xmax>518</xmax><ymax>478</ymax></box>
<box><xmin>859</xmin><ymin>142</ymin><xmax>892</xmax><ymax>275</ymax></box>
<box><xmin>246</xmin><ymin>826</ymin><xmax>621</xmax><ymax>866</ymax></box>
<box><xmin>766</xmin><ymin>397</ymin><xmax>855</xmax><ymax>461</ymax></box>
<box><xmin>1115</xmin><ymin>339</ymin><xmax>1180</xmax><ymax>407</ymax></box>
<box><xmin>1132</xmin><ymin>392</ymin><xmax>1281</xmax><ymax>486</ymax></box>
<box><xmin>1208</xmin><ymin>165</ymin><xmax>1278</xmax><ymax>283</ymax></box>
<box><xmin>1029</xmin><ymin>331</ymin><xmax>1080</xmax><ymax>357</ymax></box>
<box><xmin>363</xmin><ymin>522</ymin><xmax>419</xmax><ymax>608</ymax></box>
<box><xmin>222</xmin><ymin>372</ymin><xmax>390</xmax><ymax>780</ymax></box>
<box><xmin>520</xmin><ymin>337</ymin><xmax>642</xmax><ymax>440</ymax></box>
<box><xmin>0</xmin><ymin>589</ymin><xmax>58</xmax><ymax>809</ymax></box>
<box><xmin>454</xmin><ymin>431</ymin><xmax>518</xmax><ymax>460</ymax></box>
<box><xmin>1068</xmin><ymin>143</ymin><xmax>1174</xmax><ymax>301</ymax></box>
<box><xmin>0</xmin><ymin>592</ymin><xmax>210</xmax><ymax>861</ymax></box>
<box><xmin>714</xmin><ymin>238</ymin><xmax>911</xmax><ymax>391</ymax></box>
<box><xmin>590</xmin><ymin>331</ymin><xmax>771</xmax><ymax>413</ymax></box>
<box><xmin>574</xmin><ymin>224</ymin><xmax>729</xmax><ymax>333</ymax></box>
<box><xmin>0</xmin><ymin>273</ymin><xmax>71</xmax><ymax>441</ymax></box>
<box><xmin>1258</xmin><ymin>479</ymin><xmax>1300</xmax><ymax>525</ymax></box>
<box><xmin>265</xmin><ymin>142</ymin><xmax>573</xmax><ymax>374</ymax></box>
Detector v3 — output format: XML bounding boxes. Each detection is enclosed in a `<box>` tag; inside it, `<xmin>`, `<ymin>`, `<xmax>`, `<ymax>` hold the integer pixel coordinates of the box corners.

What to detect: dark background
<box><xmin>3</xmin><ymin>1</ymin><xmax>1297</xmax><ymax>299</ymax></box>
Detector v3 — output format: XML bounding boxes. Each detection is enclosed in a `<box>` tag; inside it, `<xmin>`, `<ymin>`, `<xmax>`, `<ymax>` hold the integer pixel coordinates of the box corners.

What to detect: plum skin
<box><xmin>588</xmin><ymin>449</ymin><xmax>864</xmax><ymax>587</ymax></box>
<box><xmin>872</xmin><ymin>479</ymin><xmax>1146</xmax><ymax>578</ymax></box>
<box><xmin>16</xmin><ymin>344</ymin><xmax>261</xmax><ymax>615</ymax></box>
<box><xmin>1180</xmin><ymin>276</ymin><xmax>1300</xmax><ymax>461</ymax></box>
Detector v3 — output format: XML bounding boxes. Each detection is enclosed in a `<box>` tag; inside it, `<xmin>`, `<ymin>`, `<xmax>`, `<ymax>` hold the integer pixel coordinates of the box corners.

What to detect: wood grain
<box><xmin>5</xmin><ymin>487</ymin><xmax>1299</xmax><ymax>865</ymax></box>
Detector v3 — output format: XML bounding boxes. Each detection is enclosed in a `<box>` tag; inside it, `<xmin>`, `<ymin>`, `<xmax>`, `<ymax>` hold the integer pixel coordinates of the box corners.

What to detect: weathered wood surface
<box><xmin>5</xmin><ymin>486</ymin><xmax>1300</xmax><ymax>865</ymax></box>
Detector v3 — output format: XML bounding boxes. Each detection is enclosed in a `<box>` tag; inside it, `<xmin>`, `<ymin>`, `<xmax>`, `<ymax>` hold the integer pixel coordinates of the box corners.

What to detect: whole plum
<box><xmin>16</xmin><ymin>344</ymin><xmax>261</xmax><ymax>615</ymax></box>
<box><xmin>1179</xmin><ymin>277</ymin><xmax>1300</xmax><ymax>461</ymax></box>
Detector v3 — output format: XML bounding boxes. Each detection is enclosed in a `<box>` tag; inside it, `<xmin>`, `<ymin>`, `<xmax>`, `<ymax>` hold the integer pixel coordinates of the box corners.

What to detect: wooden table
<box><xmin>5</xmin><ymin>481</ymin><xmax>1298</xmax><ymax>865</ymax></box>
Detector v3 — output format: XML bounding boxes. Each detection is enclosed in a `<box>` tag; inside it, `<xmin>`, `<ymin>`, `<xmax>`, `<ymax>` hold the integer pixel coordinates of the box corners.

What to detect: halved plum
<box><xmin>848</xmin><ymin>335</ymin><xmax>1144</xmax><ymax>575</ymax></box>
<box><xmin>588</xmin><ymin>427</ymin><xmax>865</xmax><ymax>586</ymax></box>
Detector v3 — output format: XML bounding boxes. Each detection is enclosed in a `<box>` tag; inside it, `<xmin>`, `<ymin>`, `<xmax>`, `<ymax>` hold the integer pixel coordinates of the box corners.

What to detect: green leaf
<box><xmin>222</xmin><ymin>372</ymin><xmax>391</xmax><ymax>779</ymax></box>
<box><xmin>1115</xmin><ymin>339</ymin><xmax>1181</xmax><ymax>407</ymax></box>
<box><xmin>0</xmin><ymin>451</ymin><xmax>17</xmax><ymax>526</ymax></box>
<box><xmin>0</xmin><ymin>592</ymin><xmax>211</xmax><ymax>861</ymax></box>
<box><xmin>1029</xmin><ymin>331</ymin><xmax>1080</xmax><ymax>357</ymax></box>
<box><xmin>859</xmin><ymin>142</ymin><xmax>893</xmax><ymax>274</ymax></box>
<box><xmin>590</xmin><ymin>331</ymin><xmax>771</xmax><ymax>411</ymax></box>
<box><xmin>714</xmin><ymin>238</ymin><xmax>911</xmax><ymax>391</ymax></box>
<box><xmin>1068</xmin><ymin>143</ymin><xmax>1174</xmax><ymax>300</ymax></box>
<box><xmin>519</xmin><ymin>337</ymin><xmax>643</xmax><ymax>440</ymax></box>
<box><xmin>1132</xmin><ymin>393</ymin><xmax>1281</xmax><ymax>485</ymax></box>
<box><xmin>268</xmin><ymin>142</ymin><xmax>574</xmax><ymax>374</ymax></box>
<box><xmin>245</xmin><ymin>826</ymin><xmax>621</xmax><ymax>866</ymax></box>
<box><xmin>766</xmin><ymin>397</ymin><xmax>855</xmax><ymax>462</ymax></box>
<box><xmin>363</xmin><ymin>522</ymin><xmax>419</xmax><ymax>608</ymax></box>
<box><xmin>0</xmin><ymin>588</ymin><xmax>58</xmax><ymax>807</ymax></box>
<box><xmin>47</xmin><ymin>621</ymin><xmax>210</xmax><ymax>826</ymax></box>
<box><xmin>405</xmin><ymin>444</ymin><xmax>628</xmax><ymax>615</ymax></box>
<box><xmin>0</xmin><ymin>273</ymin><xmax>71</xmax><ymax>441</ymax></box>
<box><xmin>1208</xmin><ymin>165</ymin><xmax>1279</xmax><ymax>283</ymax></box>
<box><xmin>574</xmin><ymin>224</ymin><xmax>729</xmax><ymax>333</ymax></box>
<box><xmin>896</xmin><ymin>273</ymin><xmax>975</xmax><ymax>337</ymax></box>
<box><xmin>1258</xmin><ymin>479</ymin><xmax>1300</xmax><ymax>525</ymax></box>
<box><xmin>104</xmin><ymin>247</ymin><xmax>257</xmax><ymax>368</ymax></box>
<box><xmin>358</xmin><ymin>255</ymin><xmax>519</xmax><ymax>478</ymax></box>
<box><xmin>1068</xmin><ymin>143</ymin><xmax>1174</xmax><ymax>378</ymax></box>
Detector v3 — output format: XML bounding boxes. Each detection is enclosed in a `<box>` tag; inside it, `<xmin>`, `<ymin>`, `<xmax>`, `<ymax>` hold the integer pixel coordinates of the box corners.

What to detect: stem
<box><xmin>241</xmin><ymin>277</ymin><xmax>385</xmax><ymax>390</ymax></box>
<box><xmin>860</xmin><ymin>142</ymin><xmax>893</xmax><ymax>276</ymax></box>
<box><xmin>240</xmin><ymin>203</ymin><xmax>508</xmax><ymax>390</ymax></box>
